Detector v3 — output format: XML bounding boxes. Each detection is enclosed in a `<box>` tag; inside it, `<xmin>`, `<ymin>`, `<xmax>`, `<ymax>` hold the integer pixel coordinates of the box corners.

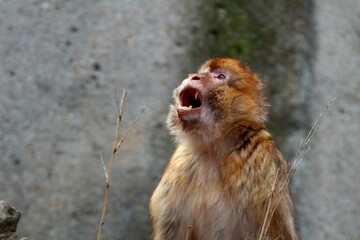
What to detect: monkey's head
<box><xmin>167</xmin><ymin>58</ymin><xmax>268</xmax><ymax>143</ymax></box>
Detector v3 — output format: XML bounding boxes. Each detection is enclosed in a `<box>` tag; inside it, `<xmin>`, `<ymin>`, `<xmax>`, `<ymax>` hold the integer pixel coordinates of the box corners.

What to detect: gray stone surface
<box><xmin>0</xmin><ymin>0</ymin><xmax>359</xmax><ymax>240</ymax></box>
<box><xmin>292</xmin><ymin>0</ymin><xmax>360</xmax><ymax>239</ymax></box>
<box><xmin>0</xmin><ymin>1</ymin><xmax>200</xmax><ymax>239</ymax></box>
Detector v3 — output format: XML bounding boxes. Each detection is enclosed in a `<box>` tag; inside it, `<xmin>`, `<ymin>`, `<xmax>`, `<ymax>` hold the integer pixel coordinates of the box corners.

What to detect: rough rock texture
<box><xmin>0</xmin><ymin>1</ymin><xmax>200</xmax><ymax>239</ymax></box>
<box><xmin>0</xmin><ymin>200</ymin><xmax>21</xmax><ymax>240</ymax></box>
<box><xmin>0</xmin><ymin>0</ymin><xmax>359</xmax><ymax>240</ymax></box>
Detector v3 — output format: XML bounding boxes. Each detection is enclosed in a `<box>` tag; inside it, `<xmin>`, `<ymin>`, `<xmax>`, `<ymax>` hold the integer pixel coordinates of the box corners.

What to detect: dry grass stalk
<box><xmin>258</xmin><ymin>169</ymin><xmax>279</xmax><ymax>240</ymax></box>
<box><xmin>185</xmin><ymin>225</ymin><xmax>192</xmax><ymax>240</ymax></box>
<box><xmin>257</xmin><ymin>96</ymin><xmax>337</xmax><ymax>240</ymax></box>
<box><xmin>97</xmin><ymin>90</ymin><xmax>144</xmax><ymax>240</ymax></box>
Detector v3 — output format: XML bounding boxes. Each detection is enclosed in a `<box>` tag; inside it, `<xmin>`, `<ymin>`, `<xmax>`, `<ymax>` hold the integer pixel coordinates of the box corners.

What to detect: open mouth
<box><xmin>179</xmin><ymin>87</ymin><xmax>202</xmax><ymax>109</ymax></box>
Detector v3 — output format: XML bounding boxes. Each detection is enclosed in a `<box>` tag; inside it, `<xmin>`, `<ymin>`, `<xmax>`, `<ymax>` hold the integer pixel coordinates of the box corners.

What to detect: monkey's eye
<box><xmin>214</xmin><ymin>73</ymin><xmax>226</xmax><ymax>80</ymax></box>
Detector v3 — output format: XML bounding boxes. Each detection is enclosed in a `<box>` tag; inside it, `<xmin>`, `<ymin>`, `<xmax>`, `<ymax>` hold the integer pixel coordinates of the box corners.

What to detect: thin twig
<box><xmin>282</xmin><ymin>95</ymin><xmax>337</xmax><ymax>192</ymax></box>
<box><xmin>97</xmin><ymin>90</ymin><xmax>127</xmax><ymax>240</ymax></box>
<box><xmin>99</xmin><ymin>152</ymin><xmax>108</xmax><ymax>181</ymax></box>
<box><xmin>107</xmin><ymin>90</ymin><xmax>127</xmax><ymax>181</ymax></box>
<box><xmin>257</xmin><ymin>96</ymin><xmax>337</xmax><ymax>240</ymax></box>
<box><xmin>97</xmin><ymin>90</ymin><xmax>144</xmax><ymax>240</ymax></box>
<box><xmin>115</xmin><ymin>107</ymin><xmax>145</xmax><ymax>151</ymax></box>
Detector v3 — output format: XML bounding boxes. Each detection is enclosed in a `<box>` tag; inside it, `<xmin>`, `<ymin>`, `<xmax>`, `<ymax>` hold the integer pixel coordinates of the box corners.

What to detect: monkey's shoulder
<box><xmin>232</xmin><ymin>129</ymin><xmax>288</xmax><ymax>171</ymax></box>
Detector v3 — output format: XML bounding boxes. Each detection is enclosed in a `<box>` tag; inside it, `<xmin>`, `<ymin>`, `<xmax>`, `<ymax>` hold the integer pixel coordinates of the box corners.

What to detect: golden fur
<box><xmin>150</xmin><ymin>58</ymin><xmax>298</xmax><ymax>240</ymax></box>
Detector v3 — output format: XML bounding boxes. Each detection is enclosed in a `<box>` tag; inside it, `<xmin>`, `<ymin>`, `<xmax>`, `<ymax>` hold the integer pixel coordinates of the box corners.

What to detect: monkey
<box><xmin>149</xmin><ymin>58</ymin><xmax>298</xmax><ymax>240</ymax></box>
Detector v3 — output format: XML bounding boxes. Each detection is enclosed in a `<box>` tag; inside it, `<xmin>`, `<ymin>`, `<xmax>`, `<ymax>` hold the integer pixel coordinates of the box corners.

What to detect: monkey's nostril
<box><xmin>191</xmin><ymin>75</ymin><xmax>201</xmax><ymax>81</ymax></box>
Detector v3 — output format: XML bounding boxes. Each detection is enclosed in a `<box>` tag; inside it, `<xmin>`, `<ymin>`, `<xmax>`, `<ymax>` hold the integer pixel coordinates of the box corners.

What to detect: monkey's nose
<box><xmin>190</xmin><ymin>75</ymin><xmax>201</xmax><ymax>80</ymax></box>
<box><xmin>188</xmin><ymin>73</ymin><xmax>209</xmax><ymax>81</ymax></box>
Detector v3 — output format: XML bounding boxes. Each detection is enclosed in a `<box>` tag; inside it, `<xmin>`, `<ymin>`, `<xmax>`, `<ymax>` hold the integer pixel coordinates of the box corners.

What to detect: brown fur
<box><xmin>150</xmin><ymin>58</ymin><xmax>298</xmax><ymax>240</ymax></box>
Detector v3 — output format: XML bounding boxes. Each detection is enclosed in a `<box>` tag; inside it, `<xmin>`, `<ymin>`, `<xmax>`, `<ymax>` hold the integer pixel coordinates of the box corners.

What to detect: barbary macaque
<box><xmin>150</xmin><ymin>58</ymin><xmax>298</xmax><ymax>240</ymax></box>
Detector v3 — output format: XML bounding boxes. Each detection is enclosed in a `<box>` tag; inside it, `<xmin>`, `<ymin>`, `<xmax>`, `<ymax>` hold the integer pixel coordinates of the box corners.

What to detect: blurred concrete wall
<box><xmin>0</xmin><ymin>1</ymin><xmax>198</xmax><ymax>239</ymax></box>
<box><xmin>292</xmin><ymin>0</ymin><xmax>360</xmax><ymax>239</ymax></box>
<box><xmin>0</xmin><ymin>0</ymin><xmax>359</xmax><ymax>240</ymax></box>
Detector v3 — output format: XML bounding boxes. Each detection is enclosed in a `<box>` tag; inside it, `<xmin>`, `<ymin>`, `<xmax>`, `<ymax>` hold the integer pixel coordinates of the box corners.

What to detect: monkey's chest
<box><xmin>181</xmin><ymin>178</ymin><xmax>234</xmax><ymax>229</ymax></box>
<box><xmin>163</xmin><ymin>164</ymin><xmax>247</xmax><ymax>239</ymax></box>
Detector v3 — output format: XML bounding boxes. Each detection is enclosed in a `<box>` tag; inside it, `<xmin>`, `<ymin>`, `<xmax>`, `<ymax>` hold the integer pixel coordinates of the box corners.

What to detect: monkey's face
<box><xmin>167</xmin><ymin>58</ymin><xmax>268</xmax><ymax>139</ymax></box>
<box><xmin>176</xmin><ymin>71</ymin><xmax>224</xmax><ymax>122</ymax></box>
